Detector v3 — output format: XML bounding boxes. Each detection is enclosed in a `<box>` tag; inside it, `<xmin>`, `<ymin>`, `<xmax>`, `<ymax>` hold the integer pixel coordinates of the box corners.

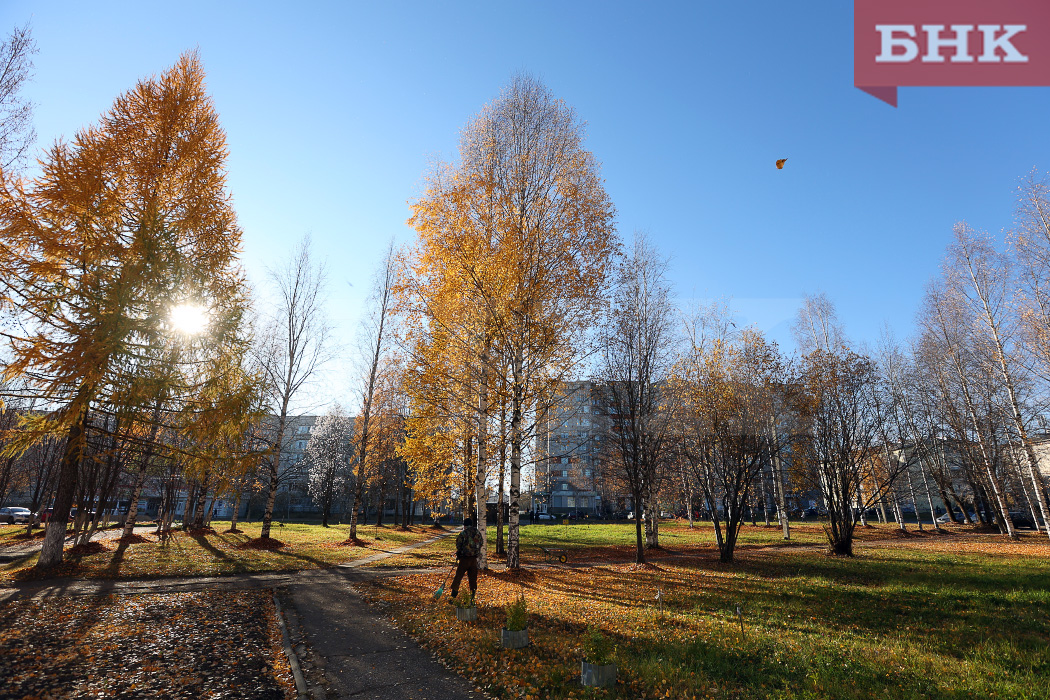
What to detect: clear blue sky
<box><xmin>5</xmin><ymin>1</ymin><xmax>1050</xmax><ymax>403</ymax></box>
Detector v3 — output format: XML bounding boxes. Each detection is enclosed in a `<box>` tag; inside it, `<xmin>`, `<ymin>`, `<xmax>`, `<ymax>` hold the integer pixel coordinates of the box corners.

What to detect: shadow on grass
<box><xmin>101</xmin><ymin>540</ymin><xmax>131</xmax><ymax>578</ymax></box>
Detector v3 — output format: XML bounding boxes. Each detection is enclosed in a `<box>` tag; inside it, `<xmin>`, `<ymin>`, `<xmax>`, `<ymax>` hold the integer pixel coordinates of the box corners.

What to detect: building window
<box><xmin>584</xmin><ymin>469</ymin><xmax>591</xmax><ymax>477</ymax></box>
<box><xmin>561</xmin><ymin>483</ymin><xmax>569</xmax><ymax>490</ymax></box>
<box><xmin>297</xmin><ymin>425</ymin><xmax>310</xmax><ymax>434</ymax></box>
<box><xmin>562</xmin><ymin>470</ymin><xmax>568</xmax><ymax>477</ymax></box>
<box><xmin>568</xmin><ymin>497</ymin><xmax>576</xmax><ymax>508</ymax></box>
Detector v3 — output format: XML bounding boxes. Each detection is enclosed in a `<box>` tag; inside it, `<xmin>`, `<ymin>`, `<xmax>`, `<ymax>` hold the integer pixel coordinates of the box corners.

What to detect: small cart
<box><xmin>539</xmin><ymin>546</ymin><xmax>568</xmax><ymax>564</ymax></box>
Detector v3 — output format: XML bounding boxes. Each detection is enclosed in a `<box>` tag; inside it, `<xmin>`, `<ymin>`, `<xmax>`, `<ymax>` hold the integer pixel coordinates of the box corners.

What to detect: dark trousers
<box><xmin>450</xmin><ymin>555</ymin><xmax>478</xmax><ymax>598</ymax></box>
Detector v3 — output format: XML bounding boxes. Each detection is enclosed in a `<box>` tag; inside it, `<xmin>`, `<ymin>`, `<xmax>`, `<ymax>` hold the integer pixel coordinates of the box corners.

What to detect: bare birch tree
<box><xmin>348</xmin><ymin>241</ymin><xmax>396</xmax><ymax>541</ymax></box>
<box><xmin>599</xmin><ymin>234</ymin><xmax>677</xmax><ymax>563</ymax></box>
<box><xmin>945</xmin><ymin>224</ymin><xmax>1047</xmax><ymax>536</ymax></box>
<box><xmin>0</xmin><ymin>23</ymin><xmax>35</xmax><ymax>173</ymax></box>
<box><xmin>919</xmin><ymin>280</ymin><xmax>1017</xmax><ymax>537</ymax></box>
<box><xmin>255</xmin><ymin>236</ymin><xmax>331</xmax><ymax>540</ymax></box>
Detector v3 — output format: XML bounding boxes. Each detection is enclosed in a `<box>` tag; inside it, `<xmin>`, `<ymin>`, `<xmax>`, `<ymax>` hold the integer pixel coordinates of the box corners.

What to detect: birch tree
<box><xmin>0</xmin><ymin>23</ymin><xmax>35</xmax><ymax>173</ymax></box>
<box><xmin>918</xmin><ymin>281</ymin><xmax>1017</xmax><ymax>537</ymax></box>
<box><xmin>404</xmin><ymin>75</ymin><xmax>616</xmax><ymax>570</ymax></box>
<box><xmin>348</xmin><ymin>242</ymin><xmax>396</xmax><ymax>541</ymax></box>
<box><xmin>599</xmin><ymin>234</ymin><xmax>676</xmax><ymax>563</ymax></box>
<box><xmin>255</xmin><ymin>236</ymin><xmax>331</xmax><ymax>540</ymax></box>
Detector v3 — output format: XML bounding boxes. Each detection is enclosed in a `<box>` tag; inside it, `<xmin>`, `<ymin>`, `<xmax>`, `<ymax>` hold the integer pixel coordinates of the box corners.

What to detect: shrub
<box><xmin>582</xmin><ymin>626</ymin><xmax>614</xmax><ymax>665</ymax></box>
<box><xmin>453</xmin><ymin>589</ymin><xmax>475</xmax><ymax>609</ymax></box>
<box><xmin>505</xmin><ymin>595</ymin><xmax>528</xmax><ymax>631</ymax></box>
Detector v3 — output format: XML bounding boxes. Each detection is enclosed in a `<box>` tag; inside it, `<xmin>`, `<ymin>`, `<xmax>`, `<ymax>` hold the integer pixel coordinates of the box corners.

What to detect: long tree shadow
<box><xmin>101</xmin><ymin>540</ymin><xmax>132</xmax><ymax>577</ymax></box>
<box><xmin>187</xmin><ymin>531</ymin><xmax>236</xmax><ymax>564</ymax></box>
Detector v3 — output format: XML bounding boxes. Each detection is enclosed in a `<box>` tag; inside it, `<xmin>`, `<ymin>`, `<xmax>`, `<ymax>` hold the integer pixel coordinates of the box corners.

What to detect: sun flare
<box><xmin>170</xmin><ymin>303</ymin><xmax>210</xmax><ymax>335</ymax></box>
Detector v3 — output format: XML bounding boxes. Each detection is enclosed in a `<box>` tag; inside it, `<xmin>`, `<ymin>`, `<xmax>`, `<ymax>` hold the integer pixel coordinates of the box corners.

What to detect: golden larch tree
<box><xmin>0</xmin><ymin>51</ymin><xmax>248</xmax><ymax>568</ymax></box>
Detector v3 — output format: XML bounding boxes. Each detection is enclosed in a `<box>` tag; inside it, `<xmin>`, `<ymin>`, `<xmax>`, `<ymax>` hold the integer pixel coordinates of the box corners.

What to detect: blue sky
<box><xmin>5</xmin><ymin>1</ymin><xmax>1050</xmax><ymax>403</ymax></box>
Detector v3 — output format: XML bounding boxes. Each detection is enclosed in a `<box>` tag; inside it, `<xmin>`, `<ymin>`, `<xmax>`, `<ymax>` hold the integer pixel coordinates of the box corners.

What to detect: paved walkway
<box><xmin>0</xmin><ymin>530</ymin><xmax>486</xmax><ymax>700</ymax></box>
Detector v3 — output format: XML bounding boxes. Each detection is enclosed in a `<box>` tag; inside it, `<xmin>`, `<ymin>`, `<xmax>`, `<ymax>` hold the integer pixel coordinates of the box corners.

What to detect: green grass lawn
<box><xmin>370</xmin><ymin>520</ymin><xmax>870</xmax><ymax>568</ymax></box>
<box><xmin>0</xmin><ymin>521</ymin><xmax>439</xmax><ymax>581</ymax></box>
<box><xmin>359</xmin><ymin>522</ymin><xmax>1050</xmax><ymax>699</ymax></box>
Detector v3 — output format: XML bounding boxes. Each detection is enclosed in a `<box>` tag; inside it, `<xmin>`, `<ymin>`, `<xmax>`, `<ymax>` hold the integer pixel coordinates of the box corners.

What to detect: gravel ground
<box><xmin>0</xmin><ymin>589</ymin><xmax>295</xmax><ymax>700</ymax></box>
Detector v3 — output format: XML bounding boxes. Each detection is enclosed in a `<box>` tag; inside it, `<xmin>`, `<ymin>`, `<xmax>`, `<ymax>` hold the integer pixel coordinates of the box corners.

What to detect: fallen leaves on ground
<box><xmin>358</xmin><ymin>530</ymin><xmax>1050</xmax><ymax>700</ymax></box>
<box><xmin>67</xmin><ymin>541</ymin><xmax>110</xmax><ymax>556</ymax></box>
<box><xmin>0</xmin><ymin>522</ymin><xmax>438</xmax><ymax>582</ymax></box>
<box><xmin>240</xmin><ymin>537</ymin><xmax>287</xmax><ymax>550</ymax></box>
<box><xmin>0</xmin><ymin>589</ymin><xmax>294</xmax><ymax>700</ymax></box>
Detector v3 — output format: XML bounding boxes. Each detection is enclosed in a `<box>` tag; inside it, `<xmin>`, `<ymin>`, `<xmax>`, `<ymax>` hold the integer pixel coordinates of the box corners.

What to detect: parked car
<box><xmin>935</xmin><ymin>511</ymin><xmax>976</xmax><ymax>524</ymax></box>
<box><xmin>537</xmin><ymin>513</ymin><xmax>553</xmax><ymax>520</ymax></box>
<box><xmin>40</xmin><ymin>507</ymin><xmax>77</xmax><ymax>524</ymax></box>
<box><xmin>1009</xmin><ymin>511</ymin><xmax>1037</xmax><ymax>529</ymax></box>
<box><xmin>0</xmin><ymin>507</ymin><xmax>32</xmax><ymax>524</ymax></box>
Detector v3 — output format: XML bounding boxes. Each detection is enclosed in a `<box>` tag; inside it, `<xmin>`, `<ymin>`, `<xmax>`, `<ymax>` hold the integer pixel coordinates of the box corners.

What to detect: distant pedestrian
<box><xmin>450</xmin><ymin>517</ymin><xmax>483</xmax><ymax>600</ymax></box>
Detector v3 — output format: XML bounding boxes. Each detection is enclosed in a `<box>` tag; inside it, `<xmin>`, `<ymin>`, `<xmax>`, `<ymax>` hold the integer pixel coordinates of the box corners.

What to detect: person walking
<box><xmin>450</xmin><ymin>517</ymin><xmax>484</xmax><ymax>601</ymax></box>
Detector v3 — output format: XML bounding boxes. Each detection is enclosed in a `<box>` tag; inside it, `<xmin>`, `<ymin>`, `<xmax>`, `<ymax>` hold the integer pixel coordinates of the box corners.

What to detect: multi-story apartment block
<box><xmin>534</xmin><ymin>381</ymin><xmax>616</xmax><ymax>516</ymax></box>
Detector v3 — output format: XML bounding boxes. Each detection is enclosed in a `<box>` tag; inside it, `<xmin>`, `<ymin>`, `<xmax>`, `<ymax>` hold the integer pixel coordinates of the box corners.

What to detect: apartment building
<box><xmin>534</xmin><ymin>381</ymin><xmax>614</xmax><ymax>516</ymax></box>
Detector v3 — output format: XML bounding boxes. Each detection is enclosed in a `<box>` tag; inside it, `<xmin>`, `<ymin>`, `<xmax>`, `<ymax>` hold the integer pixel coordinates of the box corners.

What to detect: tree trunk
<box><xmin>770</xmin><ymin>422</ymin><xmax>791</xmax><ymax>540</ymax></box>
<box><xmin>905</xmin><ymin>468</ymin><xmax>923</xmax><ymax>531</ymax></box>
<box><xmin>229</xmin><ymin>490</ymin><xmax>242</xmax><ymax>531</ymax></box>
<box><xmin>393</xmin><ymin>466</ymin><xmax>402</xmax><ymax>528</ymax></box>
<box><xmin>917</xmin><ymin>459</ymin><xmax>941</xmax><ymax>530</ymax></box>
<box><xmin>506</xmin><ymin>351</ymin><xmax>523</xmax><ymax>570</ymax></box>
<box><xmin>260</xmin><ymin>465</ymin><xmax>280</xmax><ymax>538</ymax></box>
<box><xmin>122</xmin><ymin>464</ymin><xmax>149</xmax><ymax>538</ymax></box>
<box><xmin>496</xmin><ymin>407</ymin><xmax>507</xmax><ymax>557</ymax></box>
<box><xmin>760</xmin><ymin>476</ymin><xmax>771</xmax><ymax>526</ymax></box>
<box><xmin>375</xmin><ymin>480</ymin><xmax>386</xmax><ymax>526</ymax></box>
<box><xmin>475</xmin><ymin>344</ymin><xmax>489</xmax><ymax>570</ymax></box>
<box><xmin>38</xmin><ymin>404</ymin><xmax>91</xmax><ymax>570</ymax></box>
<box><xmin>891</xmin><ymin>486</ymin><xmax>906</xmax><ymax>530</ymax></box>
<box><xmin>633</xmin><ymin>485</ymin><xmax>646</xmax><ymax>564</ymax></box>
<box><xmin>682</xmin><ymin>461</ymin><xmax>694</xmax><ymax>528</ymax></box>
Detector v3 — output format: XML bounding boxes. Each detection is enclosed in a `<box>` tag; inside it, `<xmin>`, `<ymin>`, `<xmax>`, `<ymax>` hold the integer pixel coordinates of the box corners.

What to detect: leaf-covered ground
<box><xmin>0</xmin><ymin>522</ymin><xmax>439</xmax><ymax>581</ymax></box>
<box><xmin>0</xmin><ymin>589</ymin><xmax>294</xmax><ymax>699</ymax></box>
<box><xmin>358</xmin><ymin>523</ymin><xmax>1050</xmax><ymax>699</ymax></box>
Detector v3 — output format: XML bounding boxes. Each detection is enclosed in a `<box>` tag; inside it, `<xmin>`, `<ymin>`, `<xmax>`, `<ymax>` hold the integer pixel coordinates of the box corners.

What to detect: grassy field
<box><xmin>359</xmin><ymin>522</ymin><xmax>1050</xmax><ymax>700</ymax></box>
<box><xmin>0</xmin><ymin>521</ymin><xmax>440</xmax><ymax>581</ymax></box>
<box><xmin>368</xmin><ymin>520</ymin><xmax>898</xmax><ymax>569</ymax></box>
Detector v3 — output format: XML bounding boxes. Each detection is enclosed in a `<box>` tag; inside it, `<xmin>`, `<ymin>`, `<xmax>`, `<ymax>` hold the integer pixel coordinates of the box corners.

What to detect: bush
<box><xmin>505</xmin><ymin>595</ymin><xmax>528</xmax><ymax>631</ymax></box>
<box><xmin>582</xmin><ymin>626</ymin><xmax>614</xmax><ymax>665</ymax></box>
<box><xmin>453</xmin><ymin>589</ymin><xmax>475</xmax><ymax>609</ymax></box>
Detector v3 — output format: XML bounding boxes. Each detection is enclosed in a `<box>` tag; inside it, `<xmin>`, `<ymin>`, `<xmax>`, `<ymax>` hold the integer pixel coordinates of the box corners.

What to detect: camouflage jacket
<box><xmin>456</xmin><ymin>527</ymin><xmax>484</xmax><ymax>558</ymax></box>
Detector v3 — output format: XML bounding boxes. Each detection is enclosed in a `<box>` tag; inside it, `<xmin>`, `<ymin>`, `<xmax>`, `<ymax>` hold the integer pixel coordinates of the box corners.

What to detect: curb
<box><xmin>273</xmin><ymin>592</ymin><xmax>308</xmax><ymax>699</ymax></box>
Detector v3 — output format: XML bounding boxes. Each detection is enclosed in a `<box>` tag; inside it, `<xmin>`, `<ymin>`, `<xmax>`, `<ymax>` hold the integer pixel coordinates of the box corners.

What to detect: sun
<box><xmin>170</xmin><ymin>303</ymin><xmax>210</xmax><ymax>335</ymax></box>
